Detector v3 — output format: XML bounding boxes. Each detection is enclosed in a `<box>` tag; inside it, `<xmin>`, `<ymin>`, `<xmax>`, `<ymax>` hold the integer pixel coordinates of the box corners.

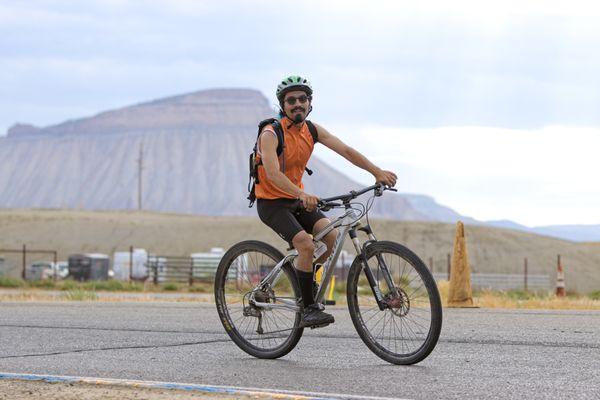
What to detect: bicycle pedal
<box><xmin>309</xmin><ymin>322</ymin><xmax>331</xmax><ymax>330</ymax></box>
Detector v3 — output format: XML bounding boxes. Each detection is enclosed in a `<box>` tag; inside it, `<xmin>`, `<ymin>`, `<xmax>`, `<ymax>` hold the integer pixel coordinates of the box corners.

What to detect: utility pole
<box><xmin>137</xmin><ymin>141</ymin><xmax>143</xmax><ymax>210</ymax></box>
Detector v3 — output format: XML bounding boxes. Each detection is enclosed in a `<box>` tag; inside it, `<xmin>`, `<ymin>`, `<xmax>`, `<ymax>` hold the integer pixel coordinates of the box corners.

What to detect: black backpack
<box><xmin>247</xmin><ymin>118</ymin><xmax>318</xmax><ymax>207</ymax></box>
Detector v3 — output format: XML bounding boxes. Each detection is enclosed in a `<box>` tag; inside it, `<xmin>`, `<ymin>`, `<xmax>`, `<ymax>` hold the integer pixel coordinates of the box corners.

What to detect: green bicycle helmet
<box><xmin>276</xmin><ymin>75</ymin><xmax>313</xmax><ymax>103</ymax></box>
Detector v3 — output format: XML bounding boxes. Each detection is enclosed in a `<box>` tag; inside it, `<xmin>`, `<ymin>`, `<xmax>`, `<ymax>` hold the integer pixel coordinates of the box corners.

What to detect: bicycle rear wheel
<box><xmin>347</xmin><ymin>241</ymin><xmax>442</xmax><ymax>365</ymax></box>
<box><xmin>214</xmin><ymin>240</ymin><xmax>303</xmax><ymax>359</ymax></box>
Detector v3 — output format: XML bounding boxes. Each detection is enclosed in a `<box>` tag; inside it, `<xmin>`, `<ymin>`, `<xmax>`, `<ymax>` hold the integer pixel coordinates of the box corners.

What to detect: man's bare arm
<box><xmin>314</xmin><ymin>123</ymin><xmax>397</xmax><ymax>186</ymax></box>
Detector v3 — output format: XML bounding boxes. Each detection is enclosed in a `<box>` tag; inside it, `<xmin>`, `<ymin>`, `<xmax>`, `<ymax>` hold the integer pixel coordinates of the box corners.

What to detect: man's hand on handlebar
<box><xmin>298</xmin><ymin>192</ymin><xmax>319</xmax><ymax>212</ymax></box>
<box><xmin>374</xmin><ymin>169</ymin><xmax>397</xmax><ymax>187</ymax></box>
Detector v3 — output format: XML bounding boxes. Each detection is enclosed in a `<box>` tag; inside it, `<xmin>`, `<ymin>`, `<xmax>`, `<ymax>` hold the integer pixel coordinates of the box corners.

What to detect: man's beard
<box><xmin>291</xmin><ymin>107</ymin><xmax>305</xmax><ymax>123</ymax></box>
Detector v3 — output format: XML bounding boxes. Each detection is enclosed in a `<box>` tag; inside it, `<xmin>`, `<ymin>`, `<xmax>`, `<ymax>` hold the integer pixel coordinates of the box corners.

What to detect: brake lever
<box><xmin>318</xmin><ymin>201</ymin><xmax>342</xmax><ymax>211</ymax></box>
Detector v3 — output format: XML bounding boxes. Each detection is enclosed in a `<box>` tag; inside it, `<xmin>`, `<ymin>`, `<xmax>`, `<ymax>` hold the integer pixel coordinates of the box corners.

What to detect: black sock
<box><xmin>296</xmin><ymin>269</ymin><xmax>314</xmax><ymax>308</ymax></box>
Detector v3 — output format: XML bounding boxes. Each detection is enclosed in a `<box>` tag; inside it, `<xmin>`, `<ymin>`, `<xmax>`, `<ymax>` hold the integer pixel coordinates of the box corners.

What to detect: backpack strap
<box><xmin>303</xmin><ymin>120</ymin><xmax>317</xmax><ymax>176</ymax></box>
<box><xmin>272</xmin><ymin>120</ymin><xmax>285</xmax><ymax>173</ymax></box>
<box><xmin>256</xmin><ymin>118</ymin><xmax>286</xmax><ymax>172</ymax></box>
<box><xmin>306</xmin><ymin>120</ymin><xmax>318</xmax><ymax>144</ymax></box>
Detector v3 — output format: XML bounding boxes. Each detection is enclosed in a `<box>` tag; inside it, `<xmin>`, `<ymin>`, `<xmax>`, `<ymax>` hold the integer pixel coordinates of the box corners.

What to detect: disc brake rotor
<box><xmin>385</xmin><ymin>289</ymin><xmax>410</xmax><ymax>317</ymax></box>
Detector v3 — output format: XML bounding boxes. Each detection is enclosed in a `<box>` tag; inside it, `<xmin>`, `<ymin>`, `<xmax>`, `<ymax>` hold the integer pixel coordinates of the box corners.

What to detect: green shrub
<box><xmin>83</xmin><ymin>280</ymin><xmax>125</xmax><ymax>291</ymax></box>
<box><xmin>504</xmin><ymin>290</ymin><xmax>537</xmax><ymax>300</ymax></box>
<box><xmin>589</xmin><ymin>290</ymin><xmax>600</xmax><ymax>300</ymax></box>
<box><xmin>28</xmin><ymin>279</ymin><xmax>56</xmax><ymax>289</ymax></box>
<box><xmin>503</xmin><ymin>289</ymin><xmax>551</xmax><ymax>300</ymax></box>
<box><xmin>62</xmin><ymin>280</ymin><xmax>144</xmax><ymax>292</ymax></box>
<box><xmin>0</xmin><ymin>277</ymin><xmax>25</xmax><ymax>288</ymax></box>
<box><xmin>125</xmin><ymin>282</ymin><xmax>144</xmax><ymax>292</ymax></box>
<box><xmin>59</xmin><ymin>280</ymin><xmax>78</xmax><ymax>291</ymax></box>
<box><xmin>162</xmin><ymin>282</ymin><xmax>179</xmax><ymax>291</ymax></box>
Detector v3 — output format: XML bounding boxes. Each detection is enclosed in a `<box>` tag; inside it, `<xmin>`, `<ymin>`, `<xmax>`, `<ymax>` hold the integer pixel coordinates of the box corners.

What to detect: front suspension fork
<box><xmin>350</xmin><ymin>227</ymin><xmax>396</xmax><ymax>311</ymax></box>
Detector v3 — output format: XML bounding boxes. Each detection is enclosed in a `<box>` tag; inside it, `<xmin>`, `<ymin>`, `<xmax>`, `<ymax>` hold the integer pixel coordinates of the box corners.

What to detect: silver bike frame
<box><xmin>251</xmin><ymin>206</ymin><xmax>377</xmax><ymax>312</ymax></box>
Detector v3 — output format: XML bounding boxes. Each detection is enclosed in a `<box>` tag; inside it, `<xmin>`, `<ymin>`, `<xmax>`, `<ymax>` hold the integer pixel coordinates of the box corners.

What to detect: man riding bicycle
<box><xmin>255</xmin><ymin>75</ymin><xmax>397</xmax><ymax>328</ymax></box>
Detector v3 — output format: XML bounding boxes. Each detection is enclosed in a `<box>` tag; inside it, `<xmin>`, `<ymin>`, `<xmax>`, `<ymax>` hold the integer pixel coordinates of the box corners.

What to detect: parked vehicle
<box><xmin>52</xmin><ymin>261</ymin><xmax>69</xmax><ymax>279</ymax></box>
<box><xmin>68</xmin><ymin>254</ymin><xmax>110</xmax><ymax>281</ymax></box>
<box><xmin>25</xmin><ymin>262</ymin><xmax>54</xmax><ymax>281</ymax></box>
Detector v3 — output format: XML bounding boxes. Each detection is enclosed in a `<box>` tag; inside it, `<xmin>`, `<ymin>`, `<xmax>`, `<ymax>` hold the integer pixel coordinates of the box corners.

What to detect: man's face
<box><xmin>283</xmin><ymin>90</ymin><xmax>311</xmax><ymax>123</ymax></box>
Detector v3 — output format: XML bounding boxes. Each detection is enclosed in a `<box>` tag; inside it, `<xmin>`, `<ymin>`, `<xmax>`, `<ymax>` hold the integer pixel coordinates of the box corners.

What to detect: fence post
<box><xmin>53</xmin><ymin>251</ymin><xmax>58</xmax><ymax>282</ymax></box>
<box><xmin>189</xmin><ymin>257</ymin><xmax>194</xmax><ymax>286</ymax></box>
<box><xmin>524</xmin><ymin>257</ymin><xmax>528</xmax><ymax>291</ymax></box>
<box><xmin>152</xmin><ymin>258</ymin><xmax>158</xmax><ymax>285</ymax></box>
<box><xmin>446</xmin><ymin>253</ymin><xmax>451</xmax><ymax>280</ymax></box>
<box><xmin>22</xmin><ymin>244</ymin><xmax>26</xmax><ymax>280</ymax></box>
<box><xmin>129</xmin><ymin>246</ymin><xmax>134</xmax><ymax>282</ymax></box>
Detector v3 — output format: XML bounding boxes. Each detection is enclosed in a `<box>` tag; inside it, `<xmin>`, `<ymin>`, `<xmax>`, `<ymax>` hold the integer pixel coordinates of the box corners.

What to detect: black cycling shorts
<box><xmin>257</xmin><ymin>198</ymin><xmax>327</xmax><ymax>245</ymax></box>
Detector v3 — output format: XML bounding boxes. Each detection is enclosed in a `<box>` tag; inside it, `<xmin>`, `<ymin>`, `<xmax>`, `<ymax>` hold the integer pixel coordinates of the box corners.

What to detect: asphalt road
<box><xmin>0</xmin><ymin>301</ymin><xmax>598</xmax><ymax>399</ymax></box>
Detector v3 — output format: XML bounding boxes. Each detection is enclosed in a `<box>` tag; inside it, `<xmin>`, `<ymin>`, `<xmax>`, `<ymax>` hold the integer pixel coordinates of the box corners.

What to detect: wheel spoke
<box><xmin>350</xmin><ymin>245</ymin><xmax>441</xmax><ymax>364</ymax></box>
<box><xmin>215</xmin><ymin>245</ymin><xmax>302</xmax><ymax>356</ymax></box>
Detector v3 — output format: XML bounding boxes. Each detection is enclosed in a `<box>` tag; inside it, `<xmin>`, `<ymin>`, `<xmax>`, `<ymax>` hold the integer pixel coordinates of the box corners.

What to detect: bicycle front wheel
<box><xmin>214</xmin><ymin>240</ymin><xmax>303</xmax><ymax>359</ymax></box>
<box><xmin>347</xmin><ymin>241</ymin><xmax>442</xmax><ymax>365</ymax></box>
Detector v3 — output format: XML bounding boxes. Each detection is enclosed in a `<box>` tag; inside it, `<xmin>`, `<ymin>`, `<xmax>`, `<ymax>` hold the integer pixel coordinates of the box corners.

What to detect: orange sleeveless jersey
<box><xmin>255</xmin><ymin>117</ymin><xmax>316</xmax><ymax>200</ymax></box>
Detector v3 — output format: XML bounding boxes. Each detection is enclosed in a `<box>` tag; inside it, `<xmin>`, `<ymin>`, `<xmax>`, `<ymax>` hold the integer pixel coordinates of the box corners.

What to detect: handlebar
<box><xmin>317</xmin><ymin>183</ymin><xmax>397</xmax><ymax>211</ymax></box>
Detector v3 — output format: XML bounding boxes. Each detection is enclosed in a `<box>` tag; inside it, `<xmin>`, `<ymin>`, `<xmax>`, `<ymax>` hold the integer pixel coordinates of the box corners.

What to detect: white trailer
<box><xmin>112</xmin><ymin>249</ymin><xmax>149</xmax><ymax>281</ymax></box>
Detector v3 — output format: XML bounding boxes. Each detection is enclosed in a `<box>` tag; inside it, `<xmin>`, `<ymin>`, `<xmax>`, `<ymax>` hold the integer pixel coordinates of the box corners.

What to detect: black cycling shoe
<box><xmin>300</xmin><ymin>304</ymin><xmax>335</xmax><ymax>329</ymax></box>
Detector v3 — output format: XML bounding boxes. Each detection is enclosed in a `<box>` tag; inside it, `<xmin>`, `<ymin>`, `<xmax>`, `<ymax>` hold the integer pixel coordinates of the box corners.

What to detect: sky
<box><xmin>1</xmin><ymin>0</ymin><xmax>599</xmax><ymax>226</ymax></box>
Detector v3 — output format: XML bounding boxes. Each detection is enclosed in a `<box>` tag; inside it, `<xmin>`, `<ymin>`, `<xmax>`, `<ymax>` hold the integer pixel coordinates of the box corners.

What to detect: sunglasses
<box><xmin>284</xmin><ymin>94</ymin><xmax>311</xmax><ymax>106</ymax></box>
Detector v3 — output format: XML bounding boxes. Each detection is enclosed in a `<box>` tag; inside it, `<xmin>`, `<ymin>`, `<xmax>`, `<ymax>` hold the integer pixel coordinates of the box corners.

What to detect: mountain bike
<box><xmin>214</xmin><ymin>183</ymin><xmax>442</xmax><ymax>365</ymax></box>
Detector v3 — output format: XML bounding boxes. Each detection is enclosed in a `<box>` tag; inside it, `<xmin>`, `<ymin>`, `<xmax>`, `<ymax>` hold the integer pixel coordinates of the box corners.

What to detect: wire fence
<box><xmin>147</xmin><ymin>255</ymin><xmax>221</xmax><ymax>285</ymax></box>
<box><xmin>0</xmin><ymin>245</ymin><xmax>560</xmax><ymax>291</ymax></box>
<box><xmin>431</xmin><ymin>272</ymin><xmax>550</xmax><ymax>290</ymax></box>
<box><xmin>0</xmin><ymin>246</ymin><xmax>58</xmax><ymax>281</ymax></box>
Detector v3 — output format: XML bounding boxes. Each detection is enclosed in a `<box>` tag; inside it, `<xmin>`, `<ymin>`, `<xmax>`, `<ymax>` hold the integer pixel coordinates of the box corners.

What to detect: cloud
<box><xmin>1</xmin><ymin>0</ymin><xmax>599</xmax><ymax>225</ymax></box>
<box><xmin>314</xmin><ymin>124</ymin><xmax>600</xmax><ymax>226</ymax></box>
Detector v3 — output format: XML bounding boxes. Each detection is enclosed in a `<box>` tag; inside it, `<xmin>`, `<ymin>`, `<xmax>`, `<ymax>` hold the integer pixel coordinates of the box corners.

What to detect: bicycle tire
<box><xmin>347</xmin><ymin>241</ymin><xmax>442</xmax><ymax>365</ymax></box>
<box><xmin>214</xmin><ymin>240</ymin><xmax>304</xmax><ymax>359</ymax></box>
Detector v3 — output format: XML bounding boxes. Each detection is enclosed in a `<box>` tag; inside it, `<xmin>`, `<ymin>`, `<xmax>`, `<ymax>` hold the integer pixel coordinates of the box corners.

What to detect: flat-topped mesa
<box><xmin>0</xmin><ymin>86</ymin><xmax>433</xmax><ymax>222</ymax></box>
<box><xmin>6</xmin><ymin>123</ymin><xmax>41</xmax><ymax>138</ymax></box>
<box><xmin>6</xmin><ymin>88</ymin><xmax>274</xmax><ymax>137</ymax></box>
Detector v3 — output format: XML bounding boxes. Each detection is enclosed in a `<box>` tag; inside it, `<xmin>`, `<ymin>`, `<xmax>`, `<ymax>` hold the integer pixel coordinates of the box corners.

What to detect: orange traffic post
<box><xmin>556</xmin><ymin>255</ymin><xmax>566</xmax><ymax>297</ymax></box>
<box><xmin>447</xmin><ymin>221</ymin><xmax>477</xmax><ymax>308</ymax></box>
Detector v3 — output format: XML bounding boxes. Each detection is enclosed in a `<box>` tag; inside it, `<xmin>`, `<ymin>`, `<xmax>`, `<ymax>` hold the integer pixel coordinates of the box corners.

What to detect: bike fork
<box><xmin>350</xmin><ymin>229</ymin><xmax>392</xmax><ymax>311</ymax></box>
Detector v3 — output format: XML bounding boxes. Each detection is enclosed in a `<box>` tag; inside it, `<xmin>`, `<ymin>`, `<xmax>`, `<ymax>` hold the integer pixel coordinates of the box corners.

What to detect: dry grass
<box><xmin>437</xmin><ymin>280</ymin><xmax>600</xmax><ymax>310</ymax></box>
<box><xmin>2</xmin><ymin>280</ymin><xmax>599</xmax><ymax>310</ymax></box>
<box><xmin>0</xmin><ymin>289</ymin><xmax>213</xmax><ymax>303</ymax></box>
